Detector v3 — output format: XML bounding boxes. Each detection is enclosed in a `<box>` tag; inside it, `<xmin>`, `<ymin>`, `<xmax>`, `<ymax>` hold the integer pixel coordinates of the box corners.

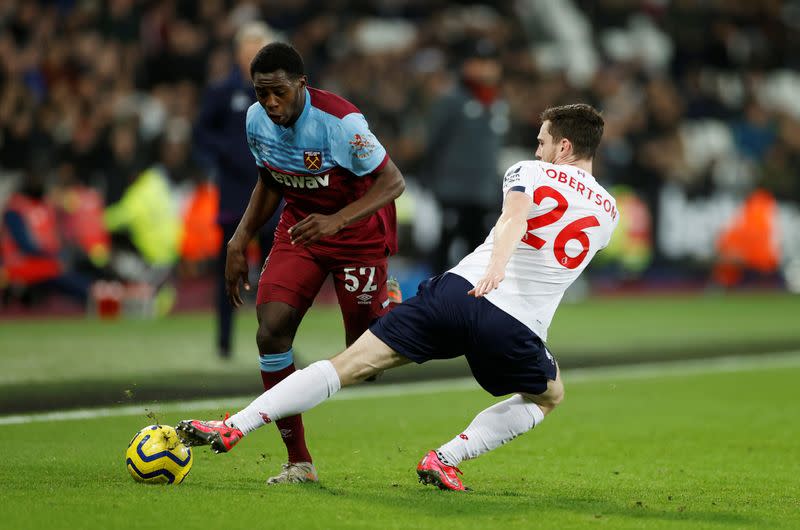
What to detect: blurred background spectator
<box><xmin>193</xmin><ymin>21</ymin><xmax>282</xmax><ymax>359</ymax></box>
<box><xmin>1</xmin><ymin>165</ymin><xmax>92</xmax><ymax>306</ymax></box>
<box><xmin>2</xmin><ymin>0</ymin><xmax>800</xmax><ymax>316</ymax></box>
<box><xmin>421</xmin><ymin>37</ymin><xmax>508</xmax><ymax>271</ymax></box>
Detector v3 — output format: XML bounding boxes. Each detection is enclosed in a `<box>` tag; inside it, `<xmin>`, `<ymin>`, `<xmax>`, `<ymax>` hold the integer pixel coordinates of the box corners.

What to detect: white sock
<box><xmin>436</xmin><ymin>394</ymin><xmax>545</xmax><ymax>467</ymax></box>
<box><xmin>227</xmin><ymin>360</ymin><xmax>341</xmax><ymax>435</ymax></box>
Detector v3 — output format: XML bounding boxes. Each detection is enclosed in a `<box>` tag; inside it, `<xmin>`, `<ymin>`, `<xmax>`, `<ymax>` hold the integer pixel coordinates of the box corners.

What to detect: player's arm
<box><xmin>225</xmin><ymin>172</ymin><xmax>283</xmax><ymax>307</ymax></box>
<box><xmin>289</xmin><ymin>158</ymin><xmax>405</xmax><ymax>246</ymax></box>
<box><xmin>469</xmin><ymin>190</ymin><xmax>532</xmax><ymax>298</ymax></box>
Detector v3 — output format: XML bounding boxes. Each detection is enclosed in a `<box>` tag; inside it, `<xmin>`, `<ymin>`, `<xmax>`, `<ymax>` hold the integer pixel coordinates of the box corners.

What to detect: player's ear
<box><xmin>560</xmin><ymin>138</ymin><xmax>571</xmax><ymax>155</ymax></box>
<box><xmin>297</xmin><ymin>75</ymin><xmax>307</xmax><ymax>90</ymax></box>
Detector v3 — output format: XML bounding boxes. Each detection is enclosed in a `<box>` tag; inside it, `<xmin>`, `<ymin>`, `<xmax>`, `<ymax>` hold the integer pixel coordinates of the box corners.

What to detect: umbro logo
<box><xmin>259</xmin><ymin>412</ymin><xmax>272</xmax><ymax>424</ymax></box>
<box><xmin>356</xmin><ymin>293</ymin><xmax>372</xmax><ymax>304</ymax></box>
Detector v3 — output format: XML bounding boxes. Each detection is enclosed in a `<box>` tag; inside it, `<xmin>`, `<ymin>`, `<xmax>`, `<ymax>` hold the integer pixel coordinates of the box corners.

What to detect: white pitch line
<box><xmin>564</xmin><ymin>350</ymin><xmax>800</xmax><ymax>382</ymax></box>
<box><xmin>1</xmin><ymin>351</ymin><xmax>799</xmax><ymax>427</ymax></box>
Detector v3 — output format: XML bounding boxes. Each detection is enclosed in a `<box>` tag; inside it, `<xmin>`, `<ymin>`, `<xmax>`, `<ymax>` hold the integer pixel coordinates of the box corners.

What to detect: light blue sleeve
<box><xmin>331</xmin><ymin>113</ymin><xmax>388</xmax><ymax>176</ymax></box>
<box><xmin>245</xmin><ymin>104</ymin><xmax>266</xmax><ymax>167</ymax></box>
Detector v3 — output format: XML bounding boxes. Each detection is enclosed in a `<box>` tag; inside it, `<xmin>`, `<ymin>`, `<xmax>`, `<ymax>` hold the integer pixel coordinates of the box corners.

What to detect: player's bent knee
<box><xmin>256</xmin><ymin>322</ymin><xmax>293</xmax><ymax>355</ymax></box>
<box><xmin>255</xmin><ymin>303</ymin><xmax>303</xmax><ymax>354</ymax></box>
<box><xmin>523</xmin><ymin>380</ymin><xmax>564</xmax><ymax>415</ymax></box>
<box><xmin>549</xmin><ymin>386</ymin><xmax>565</xmax><ymax>408</ymax></box>
<box><xmin>547</xmin><ymin>379</ymin><xmax>565</xmax><ymax>408</ymax></box>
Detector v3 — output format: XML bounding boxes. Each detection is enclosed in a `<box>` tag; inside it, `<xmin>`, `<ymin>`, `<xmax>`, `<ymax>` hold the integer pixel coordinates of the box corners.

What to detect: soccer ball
<box><xmin>126</xmin><ymin>425</ymin><xmax>193</xmax><ymax>484</ymax></box>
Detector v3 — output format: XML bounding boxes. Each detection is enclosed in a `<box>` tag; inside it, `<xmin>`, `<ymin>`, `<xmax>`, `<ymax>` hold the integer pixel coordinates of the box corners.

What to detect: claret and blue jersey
<box><xmin>246</xmin><ymin>86</ymin><xmax>396</xmax><ymax>256</ymax></box>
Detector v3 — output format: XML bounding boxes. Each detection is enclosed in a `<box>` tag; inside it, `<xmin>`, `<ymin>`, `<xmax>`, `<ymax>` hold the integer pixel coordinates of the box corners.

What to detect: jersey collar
<box><xmin>279</xmin><ymin>87</ymin><xmax>311</xmax><ymax>133</ymax></box>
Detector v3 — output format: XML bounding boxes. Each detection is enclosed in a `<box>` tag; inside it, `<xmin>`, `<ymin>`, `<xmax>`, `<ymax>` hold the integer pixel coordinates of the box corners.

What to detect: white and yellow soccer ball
<box><xmin>126</xmin><ymin>425</ymin><xmax>193</xmax><ymax>484</ymax></box>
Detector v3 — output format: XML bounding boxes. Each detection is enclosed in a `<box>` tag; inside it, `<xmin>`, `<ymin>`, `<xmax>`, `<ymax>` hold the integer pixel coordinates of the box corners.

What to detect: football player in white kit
<box><xmin>178</xmin><ymin>104</ymin><xmax>619</xmax><ymax>491</ymax></box>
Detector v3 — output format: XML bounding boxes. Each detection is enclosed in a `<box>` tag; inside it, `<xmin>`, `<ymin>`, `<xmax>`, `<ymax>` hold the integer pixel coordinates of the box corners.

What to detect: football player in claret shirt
<box><xmin>180</xmin><ymin>103</ymin><xmax>615</xmax><ymax>491</ymax></box>
<box><xmin>219</xmin><ymin>42</ymin><xmax>405</xmax><ymax>484</ymax></box>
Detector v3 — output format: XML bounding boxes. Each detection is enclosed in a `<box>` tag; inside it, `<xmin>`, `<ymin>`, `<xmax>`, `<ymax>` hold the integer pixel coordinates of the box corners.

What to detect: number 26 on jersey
<box><xmin>522</xmin><ymin>186</ymin><xmax>599</xmax><ymax>270</ymax></box>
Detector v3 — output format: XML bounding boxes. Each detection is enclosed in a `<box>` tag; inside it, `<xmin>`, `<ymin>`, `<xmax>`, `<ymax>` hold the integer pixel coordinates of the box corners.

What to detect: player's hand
<box><xmin>468</xmin><ymin>267</ymin><xmax>505</xmax><ymax>298</ymax></box>
<box><xmin>288</xmin><ymin>213</ymin><xmax>346</xmax><ymax>246</ymax></box>
<box><xmin>224</xmin><ymin>243</ymin><xmax>250</xmax><ymax>308</ymax></box>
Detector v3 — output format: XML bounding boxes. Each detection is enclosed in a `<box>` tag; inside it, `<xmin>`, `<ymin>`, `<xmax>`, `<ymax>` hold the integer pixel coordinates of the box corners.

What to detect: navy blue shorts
<box><xmin>369</xmin><ymin>273</ymin><xmax>557</xmax><ymax>396</ymax></box>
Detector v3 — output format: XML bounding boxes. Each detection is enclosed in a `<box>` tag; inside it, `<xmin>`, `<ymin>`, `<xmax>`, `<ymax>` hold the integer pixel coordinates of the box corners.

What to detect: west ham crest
<box><xmin>303</xmin><ymin>150</ymin><xmax>322</xmax><ymax>171</ymax></box>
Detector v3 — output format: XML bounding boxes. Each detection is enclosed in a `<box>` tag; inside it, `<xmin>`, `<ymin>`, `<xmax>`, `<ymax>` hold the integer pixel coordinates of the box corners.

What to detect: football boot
<box><xmin>175</xmin><ymin>414</ymin><xmax>243</xmax><ymax>453</ymax></box>
<box><xmin>266</xmin><ymin>462</ymin><xmax>319</xmax><ymax>484</ymax></box>
<box><xmin>416</xmin><ymin>450</ymin><xmax>468</xmax><ymax>491</ymax></box>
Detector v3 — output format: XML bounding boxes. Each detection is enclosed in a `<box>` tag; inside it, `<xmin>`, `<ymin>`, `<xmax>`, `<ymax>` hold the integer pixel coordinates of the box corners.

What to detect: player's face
<box><xmin>535</xmin><ymin>120</ymin><xmax>562</xmax><ymax>163</ymax></box>
<box><xmin>253</xmin><ymin>70</ymin><xmax>307</xmax><ymax>126</ymax></box>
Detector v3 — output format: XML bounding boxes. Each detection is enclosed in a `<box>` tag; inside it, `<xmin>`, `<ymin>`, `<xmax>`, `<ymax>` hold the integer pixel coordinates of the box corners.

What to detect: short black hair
<box><xmin>250</xmin><ymin>42</ymin><xmax>305</xmax><ymax>79</ymax></box>
<box><xmin>541</xmin><ymin>104</ymin><xmax>604</xmax><ymax>160</ymax></box>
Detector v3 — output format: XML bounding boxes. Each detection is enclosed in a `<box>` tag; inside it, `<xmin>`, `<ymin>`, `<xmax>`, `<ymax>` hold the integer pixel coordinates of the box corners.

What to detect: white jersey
<box><xmin>449</xmin><ymin>160</ymin><xmax>619</xmax><ymax>340</ymax></box>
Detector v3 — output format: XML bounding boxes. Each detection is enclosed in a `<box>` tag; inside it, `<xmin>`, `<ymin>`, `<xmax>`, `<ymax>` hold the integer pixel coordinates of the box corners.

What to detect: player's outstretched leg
<box><xmin>176</xmin><ymin>332</ymin><xmax>407</xmax><ymax>462</ymax></box>
<box><xmin>176</xmin><ymin>359</ymin><xmax>341</xmax><ymax>458</ymax></box>
<box><xmin>176</xmin><ymin>414</ymin><xmax>244</xmax><ymax>454</ymax></box>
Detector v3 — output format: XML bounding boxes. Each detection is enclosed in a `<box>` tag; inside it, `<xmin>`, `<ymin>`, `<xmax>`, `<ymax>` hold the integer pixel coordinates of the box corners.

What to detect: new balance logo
<box><xmin>270</xmin><ymin>169</ymin><xmax>330</xmax><ymax>189</ymax></box>
<box><xmin>459</xmin><ymin>433</ymin><xmax>469</xmax><ymax>440</ymax></box>
<box><xmin>259</xmin><ymin>412</ymin><xmax>272</xmax><ymax>424</ymax></box>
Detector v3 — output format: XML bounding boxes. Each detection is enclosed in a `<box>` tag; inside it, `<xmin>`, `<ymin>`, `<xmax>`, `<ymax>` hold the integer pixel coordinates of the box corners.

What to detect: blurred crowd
<box><xmin>2</xmin><ymin>0</ymin><xmax>800</xmax><ymax>309</ymax></box>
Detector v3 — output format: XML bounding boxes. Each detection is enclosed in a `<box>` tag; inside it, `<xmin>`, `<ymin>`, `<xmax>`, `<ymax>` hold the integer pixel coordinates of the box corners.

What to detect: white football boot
<box><xmin>266</xmin><ymin>462</ymin><xmax>319</xmax><ymax>484</ymax></box>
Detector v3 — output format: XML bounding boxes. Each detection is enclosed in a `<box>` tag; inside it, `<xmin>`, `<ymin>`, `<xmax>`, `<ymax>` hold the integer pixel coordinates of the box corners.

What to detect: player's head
<box><xmin>235</xmin><ymin>22</ymin><xmax>277</xmax><ymax>79</ymax></box>
<box><xmin>250</xmin><ymin>42</ymin><xmax>307</xmax><ymax>126</ymax></box>
<box><xmin>536</xmin><ymin>104</ymin><xmax>604</xmax><ymax>164</ymax></box>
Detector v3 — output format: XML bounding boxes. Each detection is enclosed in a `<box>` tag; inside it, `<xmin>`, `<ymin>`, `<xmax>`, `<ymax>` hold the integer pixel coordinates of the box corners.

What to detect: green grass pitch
<box><xmin>5</xmin><ymin>292</ymin><xmax>800</xmax><ymax>384</ymax></box>
<box><xmin>1</xmin><ymin>358</ymin><xmax>798</xmax><ymax>530</ymax></box>
<box><xmin>2</xmin><ymin>291</ymin><xmax>800</xmax><ymax>413</ymax></box>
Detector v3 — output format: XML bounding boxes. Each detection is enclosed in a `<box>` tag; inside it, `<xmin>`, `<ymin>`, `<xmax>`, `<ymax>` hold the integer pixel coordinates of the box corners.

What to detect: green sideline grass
<box><xmin>0</xmin><ymin>361</ymin><xmax>798</xmax><ymax>529</ymax></box>
<box><xmin>2</xmin><ymin>291</ymin><xmax>798</xmax><ymax>381</ymax></box>
<box><xmin>1</xmin><ymin>291</ymin><xmax>799</xmax><ymax>412</ymax></box>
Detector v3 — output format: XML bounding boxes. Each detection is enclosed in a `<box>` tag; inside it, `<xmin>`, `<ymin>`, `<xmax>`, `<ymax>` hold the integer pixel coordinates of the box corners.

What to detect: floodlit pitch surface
<box><xmin>1</xmin><ymin>354</ymin><xmax>798</xmax><ymax>530</ymax></box>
